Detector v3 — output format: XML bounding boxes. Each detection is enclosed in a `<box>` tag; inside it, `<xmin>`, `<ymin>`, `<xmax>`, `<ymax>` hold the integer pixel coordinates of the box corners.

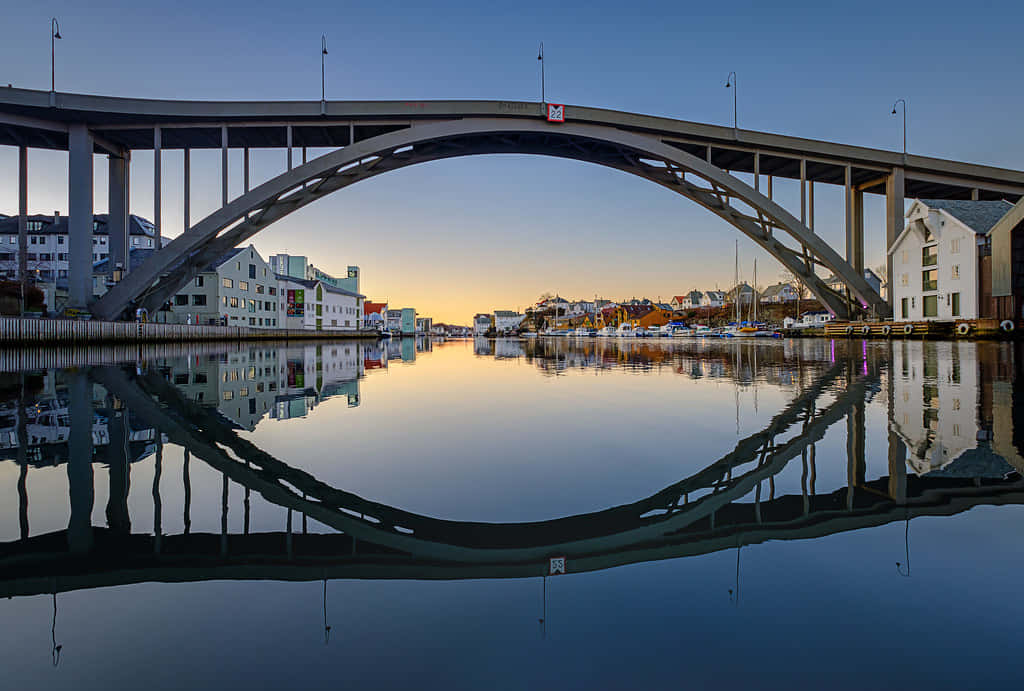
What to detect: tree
<box><xmin>780</xmin><ymin>269</ymin><xmax>811</xmax><ymax>319</ymax></box>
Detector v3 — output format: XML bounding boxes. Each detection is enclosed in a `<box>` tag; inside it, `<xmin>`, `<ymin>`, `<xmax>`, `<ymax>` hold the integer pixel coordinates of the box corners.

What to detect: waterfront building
<box><xmin>701</xmin><ymin>290</ymin><xmax>725</xmax><ymax>308</ymax></box>
<box><xmin>278</xmin><ymin>274</ymin><xmax>364</xmax><ymax>331</ymax></box>
<box><xmin>268</xmin><ymin>253</ymin><xmax>360</xmax><ymax>294</ymax></box>
<box><xmin>415</xmin><ymin>317</ymin><xmax>433</xmax><ymax>334</ymax></box>
<box><xmin>169</xmin><ymin>245</ymin><xmax>280</xmax><ymax>327</ymax></box>
<box><xmin>987</xmin><ymin>196</ymin><xmax>1024</xmax><ymax>321</ymax></box>
<box><xmin>493</xmin><ymin>310</ymin><xmax>524</xmax><ymax>334</ymax></box>
<box><xmin>364</xmin><ymin>301</ymin><xmax>388</xmax><ymax>330</ymax></box>
<box><xmin>889</xmin><ymin>199</ymin><xmax>1012</xmax><ymax>321</ymax></box>
<box><xmin>473</xmin><ymin>313</ymin><xmax>493</xmax><ymax>334</ymax></box>
<box><xmin>726</xmin><ymin>283</ymin><xmax>757</xmax><ymax>307</ymax></box>
<box><xmin>760</xmin><ymin>283</ymin><xmax>798</xmax><ymax>303</ymax></box>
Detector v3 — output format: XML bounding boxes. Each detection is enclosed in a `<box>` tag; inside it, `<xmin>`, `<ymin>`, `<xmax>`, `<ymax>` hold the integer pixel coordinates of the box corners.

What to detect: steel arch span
<box><xmin>91</xmin><ymin>118</ymin><xmax>888</xmax><ymax>321</ymax></box>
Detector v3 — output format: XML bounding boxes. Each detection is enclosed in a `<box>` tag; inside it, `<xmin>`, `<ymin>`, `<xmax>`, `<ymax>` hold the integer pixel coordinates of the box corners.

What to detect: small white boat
<box><xmin>573</xmin><ymin>327</ymin><xmax>592</xmax><ymax>337</ymax></box>
<box><xmin>597</xmin><ymin>326</ymin><xmax>617</xmax><ymax>337</ymax></box>
<box><xmin>672</xmin><ymin>327</ymin><xmax>692</xmax><ymax>338</ymax></box>
<box><xmin>616</xmin><ymin>323</ymin><xmax>635</xmax><ymax>337</ymax></box>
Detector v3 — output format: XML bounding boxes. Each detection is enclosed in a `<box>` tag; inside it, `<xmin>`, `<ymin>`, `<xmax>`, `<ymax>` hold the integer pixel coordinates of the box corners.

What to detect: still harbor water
<box><xmin>1</xmin><ymin>336</ymin><xmax>1022</xmax><ymax>689</ymax></box>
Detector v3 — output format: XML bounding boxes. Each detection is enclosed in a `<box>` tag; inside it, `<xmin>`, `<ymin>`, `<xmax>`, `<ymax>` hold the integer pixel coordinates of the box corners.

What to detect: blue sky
<box><xmin>1</xmin><ymin>1</ymin><xmax>1021</xmax><ymax>321</ymax></box>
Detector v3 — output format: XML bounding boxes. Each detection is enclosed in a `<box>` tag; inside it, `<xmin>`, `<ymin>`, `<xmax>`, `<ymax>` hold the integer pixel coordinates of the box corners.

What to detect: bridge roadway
<box><xmin>6</xmin><ymin>87</ymin><xmax>1024</xmax><ymax>319</ymax></box>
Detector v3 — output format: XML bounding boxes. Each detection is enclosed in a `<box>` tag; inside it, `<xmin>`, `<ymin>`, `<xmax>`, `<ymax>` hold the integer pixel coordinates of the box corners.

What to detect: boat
<box><xmin>379</xmin><ymin>328</ymin><xmax>393</xmax><ymax>339</ymax></box>
<box><xmin>616</xmin><ymin>323</ymin><xmax>635</xmax><ymax>337</ymax></box>
<box><xmin>597</xmin><ymin>326</ymin><xmax>617</xmax><ymax>337</ymax></box>
<box><xmin>573</xmin><ymin>327</ymin><xmax>593</xmax><ymax>337</ymax></box>
<box><xmin>672</xmin><ymin>327</ymin><xmax>693</xmax><ymax>337</ymax></box>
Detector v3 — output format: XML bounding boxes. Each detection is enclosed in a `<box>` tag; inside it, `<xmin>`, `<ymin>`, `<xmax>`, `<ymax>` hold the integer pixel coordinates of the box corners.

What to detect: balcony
<box><xmin>922</xmin><ymin>279</ymin><xmax>938</xmax><ymax>292</ymax></box>
<box><xmin>922</xmin><ymin>252</ymin><xmax>937</xmax><ymax>267</ymax></box>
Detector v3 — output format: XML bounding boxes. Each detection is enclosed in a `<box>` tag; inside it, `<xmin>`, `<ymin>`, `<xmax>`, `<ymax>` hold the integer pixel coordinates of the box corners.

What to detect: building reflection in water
<box><xmin>1</xmin><ymin>338</ymin><xmax>1022</xmax><ymax>605</ymax></box>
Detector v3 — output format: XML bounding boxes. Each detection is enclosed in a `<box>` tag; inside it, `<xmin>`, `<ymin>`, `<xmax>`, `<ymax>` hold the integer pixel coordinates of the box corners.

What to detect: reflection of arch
<box><xmin>91</xmin><ymin>120</ymin><xmax>888</xmax><ymax>321</ymax></box>
<box><xmin>93</xmin><ymin>357</ymin><xmax>860</xmax><ymax>562</ymax></box>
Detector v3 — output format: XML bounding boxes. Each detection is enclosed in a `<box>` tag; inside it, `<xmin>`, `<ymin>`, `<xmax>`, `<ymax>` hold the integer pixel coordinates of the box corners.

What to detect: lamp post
<box><xmin>321</xmin><ymin>35</ymin><xmax>328</xmax><ymax>103</ymax></box>
<box><xmin>50</xmin><ymin>18</ymin><xmax>61</xmax><ymax>93</ymax></box>
<box><xmin>891</xmin><ymin>99</ymin><xmax>907</xmax><ymax>155</ymax></box>
<box><xmin>537</xmin><ymin>42</ymin><xmax>545</xmax><ymax>104</ymax></box>
<box><xmin>725</xmin><ymin>71</ymin><xmax>737</xmax><ymax>129</ymax></box>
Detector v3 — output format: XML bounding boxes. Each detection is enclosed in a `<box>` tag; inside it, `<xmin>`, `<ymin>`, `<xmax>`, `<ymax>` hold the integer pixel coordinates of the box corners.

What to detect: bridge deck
<box><xmin>3</xmin><ymin>87</ymin><xmax>1023</xmax><ymax>199</ymax></box>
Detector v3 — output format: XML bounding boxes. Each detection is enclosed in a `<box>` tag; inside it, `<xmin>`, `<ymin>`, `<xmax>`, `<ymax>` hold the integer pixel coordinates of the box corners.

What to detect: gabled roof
<box><xmin>918</xmin><ymin>199</ymin><xmax>1013</xmax><ymax>234</ymax></box>
<box><xmin>91</xmin><ymin>247</ymin><xmax>157</xmax><ymax>274</ymax></box>
<box><xmin>363</xmin><ymin>301</ymin><xmax>387</xmax><ymax>315</ymax></box>
<box><xmin>493</xmin><ymin>310</ymin><xmax>521</xmax><ymax>317</ymax></box>
<box><xmin>275</xmin><ymin>273</ymin><xmax>364</xmax><ymax>298</ymax></box>
<box><xmin>0</xmin><ymin>213</ymin><xmax>156</xmax><ymax>236</ymax></box>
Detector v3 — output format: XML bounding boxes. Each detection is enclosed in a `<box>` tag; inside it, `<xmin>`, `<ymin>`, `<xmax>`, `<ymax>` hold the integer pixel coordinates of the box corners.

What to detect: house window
<box><xmin>223</xmin><ymin>278</ymin><xmax>233</xmax><ymax>288</ymax></box>
<box><xmin>193</xmin><ymin>294</ymin><xmax>207</xmax><ymax>306</ymax></box>
<box><xmin>57</xmin><ymin>236</ymin><xmax>64</xmax><ymax>245</ymax></box>
<box><xmin>951</xmin><ymin>292</ymin><xmax>960</xmax><ymax>316</ymax></box>
<box><xmin>923</xmin><ymin>295</ymin><xmax>938</xmax><ymax>317</ymax></box>
<box><xmin>132</xmin><ymin>237</ymin><xmax>140</xmax><ymax>246</ymax></box>
<box><xmin>239</xmin><ymin>281</ymin><xmax>249</xmax><ymax>291</ymax></box>
<box><xmin>248</xmin><ymin>264</ymin><xmax>256</xmax><ymax>279</ymax></box>
<box><xmin>27</xmin><ymin>220</ymin><xmax>43</xmax><ymax>231</ymax></box>
<box><xmin>175</xmin><ymin>295</ymin><xmax>189</xmax><ymax>306</ymax></box>
<box><xmin>900</xmin><ymin>273</ymin><xmax>909</xmax><ymax>287</ymax></box>
<box><xmin>30</xmin><ymin>236</ymin><xmax>37</xmax><ymax>245</ymax></box>
<box><xmin>951</xmin><ymin>238</ymin><xmax>960</xmax><ymax>254</ymax></box>
<box><xmin>230</xmin><ymin>297</ymin><xmax>239</xmax><ymax>308</ymax></box>
<box><xmin>922</xmin><ymin>269</ymin><xmax>937</xmax><ymax>292</ymax></box>
<box><xmin>269</xmin><ymin>287</ymin><xmax>276</xmax><ymax>296</ymax></box>
<box><xmin>921</xmin><ymin>246</ymin><xmax>937</xmax><ymax>267</ymax></box>
<box><xmin>248</xmin><ymin>299</ymin><xmax>256</xmax><ymax>312</ymax></box>
<box><xmin>951</xmin><ymin>264</ymin><xmax>960</xmax><ymax>280</ymax></box>
<box><xmin>195</xmin><ymin>276</ymin><xmax>204</xmax><ymax>287</ymax></box>
<box><xmin>901</xmin><ymin>297</ymin><xmax>909</xmax><ymax>319</ymax></box>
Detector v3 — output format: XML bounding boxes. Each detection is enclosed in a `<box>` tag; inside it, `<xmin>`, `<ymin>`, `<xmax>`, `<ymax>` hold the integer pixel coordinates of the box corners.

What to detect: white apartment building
<box><xmin>278</xmin><ymin>275</ymin><xmax>364</xmax><ymax>331</ymax></box>
<box><xmin>169</xmin><ymin>245</ymin><xmax>281</xmax><ymax>327</ymax></box>
<box><xmin>493</xmin><ymin>310</ymin><xmax>524</xmax><ymax>333</ymax></box>
<box><xmin>889</xmin><ymin>199</ymin><xmax>1012</xmax><ymax>321</ymax></box>
<box><xmin>0</xmin><ymin>213</ymin><xmax>160</xmax><ymax>284</ymax></box>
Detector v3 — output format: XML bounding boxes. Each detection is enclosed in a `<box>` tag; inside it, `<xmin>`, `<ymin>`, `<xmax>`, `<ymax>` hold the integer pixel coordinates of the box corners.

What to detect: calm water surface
<box><xmin>1</xmin><ymin>336</ymin><xmax>1022</xmax><ymax>689</ymax></box>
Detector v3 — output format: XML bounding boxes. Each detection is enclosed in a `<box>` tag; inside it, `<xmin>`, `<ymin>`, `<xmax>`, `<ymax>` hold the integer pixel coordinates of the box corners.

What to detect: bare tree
<box><xmin>780</xmin><ymin>269</ymin><xmax>811</xmax><ymax>319</ymax></box>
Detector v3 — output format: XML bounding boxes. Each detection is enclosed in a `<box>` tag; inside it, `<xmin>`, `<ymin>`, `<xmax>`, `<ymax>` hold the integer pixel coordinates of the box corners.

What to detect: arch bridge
<box><xmin>4</xmin><ymin>88</ymin><xmax>1024</xmax><ymax>319</ymax></box>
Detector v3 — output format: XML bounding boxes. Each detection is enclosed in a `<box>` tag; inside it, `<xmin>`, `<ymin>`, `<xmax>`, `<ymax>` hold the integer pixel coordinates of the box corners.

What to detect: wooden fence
<box><xmin>0</xmin><ymin>317</ymin><xmax>376</xmax><ymax>346</ymax></box>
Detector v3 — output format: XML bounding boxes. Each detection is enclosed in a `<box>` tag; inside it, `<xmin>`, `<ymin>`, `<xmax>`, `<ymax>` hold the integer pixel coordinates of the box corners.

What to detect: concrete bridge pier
<box><xmin>68</xmin><ymin>124</ymin><xmax>94</xmax><ymax>310</ymax></box>
<box><xmin>107</xmin><ymin>149</ymin><xmax>130</xmax><ymax>282</ymax></box>
<box><xmin>886</xmin><ymin>168</ymin><xmax>906</xmax><ymax>314</ymax></box>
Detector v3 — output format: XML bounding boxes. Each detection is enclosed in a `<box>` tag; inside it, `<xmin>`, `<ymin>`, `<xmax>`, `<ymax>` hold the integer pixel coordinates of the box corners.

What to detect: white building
<box><xmin>759</xmin><ymin>283</ymin><xmax>798</xmax><ymax>303</ymax></box>
<box><xmin>473</xmin><ymin>313</ymin><xmax>492</xmax><ymax>335</ymax></box>
<box><xmin>169</xmin><ymin>245</ymin><xmax>281</xmax><ymax>327</ymax></box>
<box><xmin>493</xmin><ymin>310</ymin><xmax>525</xmax><ymax>333</ymax></box>
<box><xmin>888</xmin><ymin>199</ymin><xmax>1011</xmax><ymax>321</ymax></box>
<box><xmin>277</xmin><ymin>275</ymin><xmax>364</xmax><ymax>331</ymax></box>
<box><xmin>701</xmin><ymin>290</ymin><xmax>725</xmax><ymax>308</ymax></box>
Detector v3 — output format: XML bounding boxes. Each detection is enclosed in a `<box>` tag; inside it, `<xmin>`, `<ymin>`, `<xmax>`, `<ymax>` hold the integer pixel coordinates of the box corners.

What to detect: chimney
<box><xmin>54</xmin><ymin>210</ymin><xmax>60</xmax><ymax>223</ymax></box>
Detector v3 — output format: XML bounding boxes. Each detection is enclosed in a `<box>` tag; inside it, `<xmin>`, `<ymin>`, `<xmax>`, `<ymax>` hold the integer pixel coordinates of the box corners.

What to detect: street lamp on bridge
<box><xmin>537</xmin><ymin>42</ymin><xmax>545</xmax><ymax>104</ymax></box>
<box><xmin>50</xmin><ymin>18</ymin><xmax>61</xmax><ymax>94</ymax></box>
<box><xmin>321</xmin><ymin>35</ymin><xmax>329</xmax><ymax>104</ymax></box>
<box><xmin>892</xmin><ymin>99</ymin><xmax>907</xmax><ymax>155</ymax></box>
<box><xmin>725</xmin><ymin>71</ymin><xmax>737</xmax><ymax>130</ymax></box>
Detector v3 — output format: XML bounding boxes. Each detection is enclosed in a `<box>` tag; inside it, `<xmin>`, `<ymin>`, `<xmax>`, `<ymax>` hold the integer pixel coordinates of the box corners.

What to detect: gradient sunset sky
<box><xmin>2</xmin><ymin>0</ymin><xmax>1022</xmax><ymax>324</ymax></box>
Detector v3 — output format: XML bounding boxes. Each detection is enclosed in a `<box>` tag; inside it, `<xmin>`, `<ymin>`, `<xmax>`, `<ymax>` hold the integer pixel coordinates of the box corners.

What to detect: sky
<box><xmin>2</xmin><ymin>0</ymin><xmax>1023</xmax><ymax>323</ymax></box>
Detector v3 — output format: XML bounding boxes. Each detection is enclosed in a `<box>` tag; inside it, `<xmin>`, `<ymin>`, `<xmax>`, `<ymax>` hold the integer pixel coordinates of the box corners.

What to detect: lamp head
<box><xmin>725</xmin><ymin>81</ymin><xmax>731</xmax><ymax>88</ymax></box>
<box><xmin>892</xmin><ymin>107</ymin><xmax>897</xmax><ymax>115</ymax></box>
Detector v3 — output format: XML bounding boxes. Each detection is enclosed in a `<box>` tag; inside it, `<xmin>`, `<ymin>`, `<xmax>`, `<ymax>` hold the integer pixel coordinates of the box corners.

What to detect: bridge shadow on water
<box><xmin>2</xmin><ymin>340</ymin><xmax>1022</xmax><ymax>601</ymax></box>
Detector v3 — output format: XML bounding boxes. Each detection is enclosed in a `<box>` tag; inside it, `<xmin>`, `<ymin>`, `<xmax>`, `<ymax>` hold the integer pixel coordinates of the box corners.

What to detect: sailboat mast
<box><xmin>753</xmin><ymin>258</ymin><xmax>757</xmax><ymax>323</ymax></box>
<box><xmin>734</xmin><ymin>240</ymin><xmax>740</xmax><ymax>324</ymax></box>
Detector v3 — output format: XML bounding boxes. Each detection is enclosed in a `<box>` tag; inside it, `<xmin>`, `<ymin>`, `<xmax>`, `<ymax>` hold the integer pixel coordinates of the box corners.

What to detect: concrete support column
<box><xmin>154</xmin><ymin>127</ymin><xmax>162</xmax><ymax>250</ymax></box>
<box><xmin>243</xmin><ymin>147</ymin><xmax>250</xmax><ymax>193</ymax></box>
<box><xmin>800</xmin><ymin>159</ymin><xmax>807</xmax><ymax>226</ymax></box>
<box><xmin>67</xmin><ymin>372</ymin><xmax>94</xmax><ymax>553</ymax></box>
<box><xmin>107</xmin><ymin>150</ymin><xmax>129</xmax><ymax>281</ymax></box>
<box><xmin>286</xmin><ymin>126</ymin><xmax>293</xmax><ymax>170</ymax></box>
<box><xmin>68</xmin><ymin>124</ymin><xmax>94</xmax><ymax>310</ymax></box>
<box><xmin>183</xmin><ymin>148</ymin><xmax>190</xmax><ymax>231</ymax></box>
<box><xmin>753</xmin><ymin>152</ymin><xmax>759</xmax><ymax>192</ymax></box>
<box><xmin>221</xmin><ymin>125</ymin><xmax>229</xmax><ymax>207</ymax></box>
<box><xmin>886</xmin><ymin>168</ymin><xmax>905</xmax><ymax>313</ymax></box>
<box><xmin>766</xmin><ymin>175</ymin><xmax>773</xmax><ymax>201</ymax></box>
<box><xmin>845</xmin><ymin>165</ymin><xmax>865</xmax><ymax>278</ymax></box>
<box><xmin>809</xmin><ymin>181</ymin><xmax>815</xmax><ymax>233</ymax></box>
<box><xmin>17</xmin><ymin>146</ymin><xmax>27</xmax><ymax>311</ymax></box>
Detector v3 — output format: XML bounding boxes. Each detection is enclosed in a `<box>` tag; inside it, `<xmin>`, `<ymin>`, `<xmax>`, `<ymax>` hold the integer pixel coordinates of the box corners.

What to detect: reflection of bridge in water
<box><xmin>2</xmin><ymin>344</ymin><xmax>1022</xmax><ymax>599</ymax></box>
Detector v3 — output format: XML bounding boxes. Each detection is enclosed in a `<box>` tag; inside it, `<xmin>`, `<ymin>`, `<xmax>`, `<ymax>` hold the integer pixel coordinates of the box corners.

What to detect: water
<box><xmin>1</xmin><ymin>336</ymin><xmax>1022</xmax><ymax>689</ymax></box>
